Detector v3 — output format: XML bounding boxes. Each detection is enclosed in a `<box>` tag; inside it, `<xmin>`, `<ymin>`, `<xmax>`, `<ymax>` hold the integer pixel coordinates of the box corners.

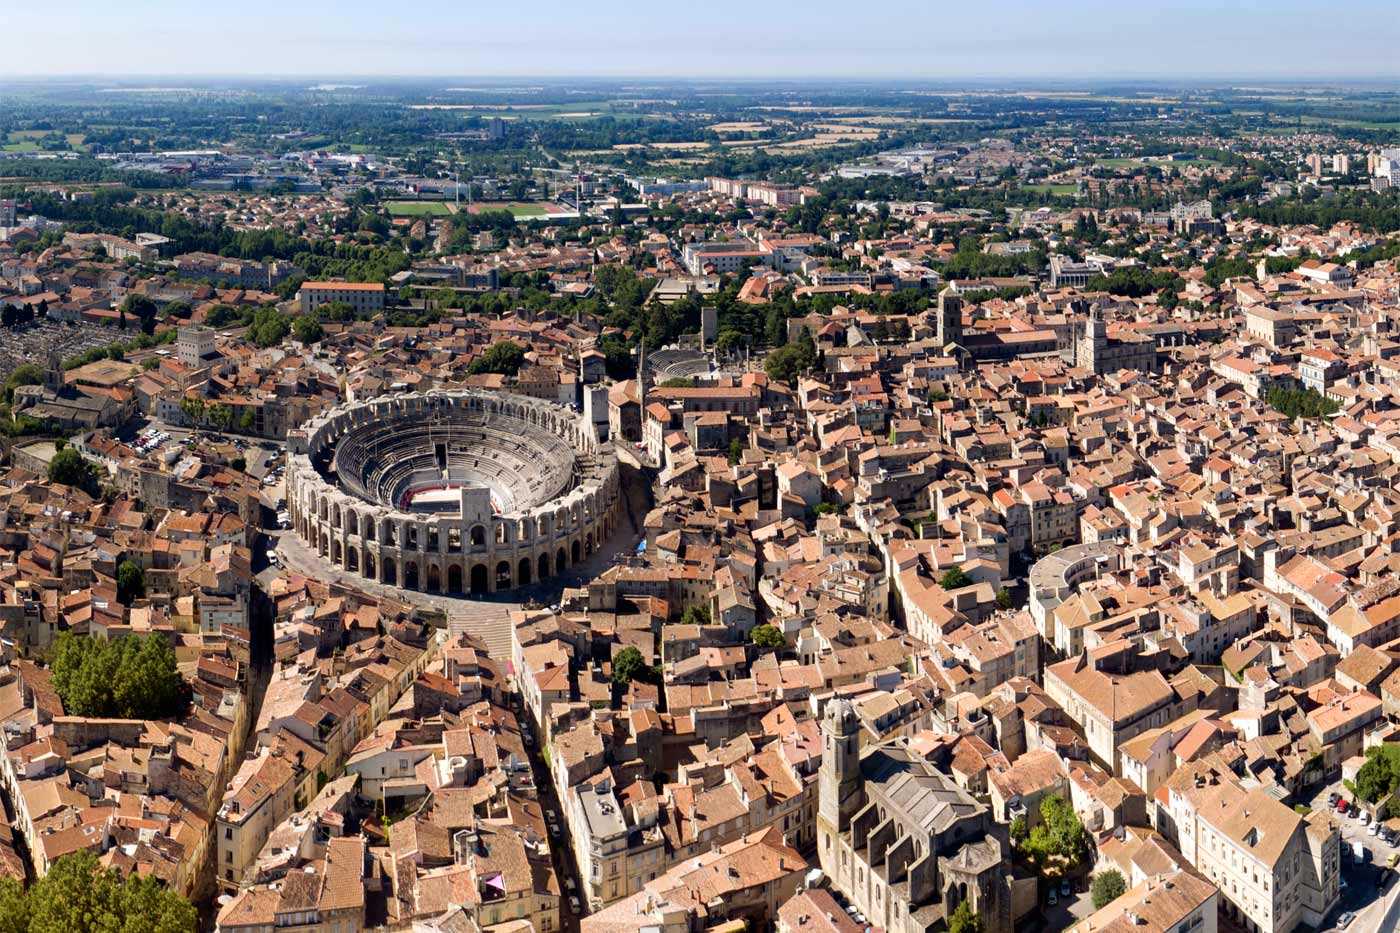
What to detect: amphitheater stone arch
<box><xmin>286</xmin><ymin>390</ymin><xmax>621</xmax><ymax>595</ymax></box>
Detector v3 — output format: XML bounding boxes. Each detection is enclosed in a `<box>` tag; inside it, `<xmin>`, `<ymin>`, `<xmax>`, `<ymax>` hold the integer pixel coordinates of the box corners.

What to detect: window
<box><xmin>224</xmin><ymin>827</ymin><xmax>232</xmax><ymax>840</ymax></box>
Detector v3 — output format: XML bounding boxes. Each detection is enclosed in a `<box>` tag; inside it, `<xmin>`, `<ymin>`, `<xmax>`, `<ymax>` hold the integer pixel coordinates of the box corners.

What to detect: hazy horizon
<box><xmin>8</xmin><ymin>0</ymin><xmax>1400</xmax><ymax>81</ymax></box>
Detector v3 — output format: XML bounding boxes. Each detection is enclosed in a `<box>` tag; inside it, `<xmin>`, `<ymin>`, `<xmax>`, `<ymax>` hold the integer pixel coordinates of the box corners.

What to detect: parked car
<box><xmin>1337</xmin><ymin>911</ymin><xmax>1355</xmax><ymax>929</ymax></box>
<box><xmin>1059</xmin><ymin>880</ymin><xmax>1071</xmax><ymax>897</ymax></box>
<box><xmin>1336</xmin><ymin>797</ymin><xmax>1350</xmax><ymax>813</ymax></box>
<box><xmin>568</xmin><ymin>896</ymin><xmax>581</xmax><ymax>914</ymax></box>
<box><xmin>1362</xmin><ymin>810</ymin><xmax>1372</xmax><ymax>825</ymax></box>
<box><xmin>1388</xmin><ymin>852</ymin><xmax>1399</xmax><ymax>868</ymax></box>
<box><xmin>1371</xmin><ymin>821</ymin><xmax>1381</xmax><ymax>836</ymax></box>
<box><xmin>1329</xmin><ymin>792</ymin><xmax>1341</xmax><ymax>806</ymax></box>
<box><xmin>1048</xmin><ymin>891</ymin><xmax>1058</xmax><ymax>906</ymax></box>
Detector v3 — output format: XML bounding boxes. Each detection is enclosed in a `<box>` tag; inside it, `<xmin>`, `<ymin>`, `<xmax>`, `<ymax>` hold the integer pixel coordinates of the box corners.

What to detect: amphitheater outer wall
<box><xmin>285</xmin><ymin>391</ymin><xmax>621</xmax><ymax>594</ymax></box>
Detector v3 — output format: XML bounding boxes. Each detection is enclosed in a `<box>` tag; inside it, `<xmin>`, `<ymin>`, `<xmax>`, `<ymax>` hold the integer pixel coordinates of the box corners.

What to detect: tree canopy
<box><xmin>680</xmin><ymin>604</ymin><xmax>711</xmax><ymax>627</ymax></box>
<box><xmin>611</xmin><ymin>646</ymin><xmax>647</xmax><ymax>685</ymax></box>
<box><xmin>0</xmin><ymin>849</ymin><xmax>196</xmax><ymax>933</ymax></box>
<box><xmin>1091</xmin><ymin>870</ymin><xmax>1127</xmax><ymax>909</ymax></box>
<box><xmin>115</xmin><ymin>560</ymin><xmax>145</xmax><ymax>607</ymax></box>
<box><xmin>2</xmin><ymin>364</ymin><xmax>43</xmax><ymax>404</ymax></box>
<box><xmin>750</xmin><ymin>624</ymin><xmax>785</xmax><ymax>650</ymax></box>
<box><xmin>763</xmin><ymin>329</ymin><xmax>817</xmax><ymax>385</ymax></box>
<box><xmin>1354</xmin><ymin>745</ymin><xmax>1400</xmax><ymax>803</ymax></box>
<box><xmin>1265</xmin><ymin>386</ymin><xmax>1340</xmax><ymax>420</ymax></box>
<box><xmin>292</xmin><ymin>316</ymin><xmax>324</xmax><ymax>344</ymax></box>
<box><xmin>467</xmin><ymin>340</ymin><xmax>526</xmax><ymax>376</ymax></box>
<box><xmin>51</xmin><ymin>632</ymin><xmax>185</xmax><ymax>720</ymax></box>
<box><xmin>47</xmin><ymin>447</ymin><xmax>102</xmax><ymax>496</ymax></box>
<box><xmin>1018</xmin><ymin>794</ymin><xmax>1090</xmax><ymax>877</ymax></box>
<box><xmin>948</xmin><ymin>900</ymin><xmax>984</xmax><ymax>933</ymax></box>
<box><xmin>939</xmin><ymin>567</ymin><xmax>973</xmax><ymax>590</ymax></box>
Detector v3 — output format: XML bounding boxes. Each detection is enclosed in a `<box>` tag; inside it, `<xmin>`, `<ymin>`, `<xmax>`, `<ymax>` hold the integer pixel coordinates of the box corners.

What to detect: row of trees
<box><xmin>0</xmin><ymin>850</ymin><xmax>196</xmax><ymax>933</ymax></box>
<box><xmin>50</xmin><ymin>631</ymin><xmax>185</xmax><ymax>720</ymax></box>
<box><xmin>1264</xmin><ymin>386</ymin><xmax>1340</xmax><ymax>420</ymax></box>
<box><xmin>63</xmin><ymin>329</ymin><xmax>177</xmax><ymax>371</ymax></box>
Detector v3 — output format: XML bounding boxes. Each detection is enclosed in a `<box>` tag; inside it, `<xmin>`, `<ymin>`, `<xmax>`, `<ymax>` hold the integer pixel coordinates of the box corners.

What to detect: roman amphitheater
<box><xmin>285</xmin><ymin>391</ymin><xmax>621</xmax><ymax>595</ymax></box>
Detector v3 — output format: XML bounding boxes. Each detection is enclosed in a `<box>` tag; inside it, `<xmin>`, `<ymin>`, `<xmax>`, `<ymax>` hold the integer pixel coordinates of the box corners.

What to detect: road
<box><xmin>517</xmin><ymin>705</ymin><xmax>586</xmax><ymax>930</ymax></box>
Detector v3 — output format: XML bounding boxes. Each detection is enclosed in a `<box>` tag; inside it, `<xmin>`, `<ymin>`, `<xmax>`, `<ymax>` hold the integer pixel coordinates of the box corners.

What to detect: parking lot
<box><xmin>1033</xmin><ymin>879</ymin><xmax>1096</xmax><ymax>932</ymax></box>
<box><xmin>1305</xmin><ymin>780</ymin><xmax>1400</xmax><ymax>931</ymax></box>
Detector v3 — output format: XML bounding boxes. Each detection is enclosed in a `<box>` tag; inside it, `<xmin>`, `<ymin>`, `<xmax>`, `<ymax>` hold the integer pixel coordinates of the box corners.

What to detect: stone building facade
<box><xmin>817</xmin><ymin>700</ymin><xmax>1011</xmax><ymax>933</ymax></box>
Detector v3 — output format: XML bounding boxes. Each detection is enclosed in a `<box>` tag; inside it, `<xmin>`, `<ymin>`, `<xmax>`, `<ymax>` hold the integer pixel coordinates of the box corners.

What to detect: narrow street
<box><xmin>519</xmin><ymin>706</ymin><xmax>587</xmax><ymax>931</ymax></box>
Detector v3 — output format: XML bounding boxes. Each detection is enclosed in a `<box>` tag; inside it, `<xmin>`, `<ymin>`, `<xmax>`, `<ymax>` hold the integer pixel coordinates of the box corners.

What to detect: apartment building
<box><xmin>297</xmin><ymin>281</ymin><xmax>386</xmax><ymax>316</ymax></box>
<box><xmin>1158</xmin><ymin>768</ymin><xmax>1338</xmax><ymax>933</ymax></box>
<box><xmin>681</xmin><ymin>240</ymin><xmax>765</xmax><ymax>276</ymax></box>
<box><xmin>1044</xmin><ymin>654</ymin><xmax>1187</xmax><ymax>774</ymax></box>
<box><xmin>1069</xmin><ymin>869</ymin><xmax>1218</xmax><ymax>933</ymax></box>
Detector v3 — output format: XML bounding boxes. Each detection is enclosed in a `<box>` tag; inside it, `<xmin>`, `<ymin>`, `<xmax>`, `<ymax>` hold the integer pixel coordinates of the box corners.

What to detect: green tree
<box><xmin>948</xmin><ymin>900</ymin><xmax>983</xmax><ymax>933</ymax></box>
<box><xmin>248</xmin><ymin>308</ymin><xmax>291</xmax><ymax>348</ymax></box>
<box><xmin>1265</xmin><ymin>385</ymin><xmax>1340</xmax><ymax>420</ymax></box>
<box><xmin>2</xmin><ymin>363</ymin><xmax>43</xmax><ymax>404</ymax></box>
<box><xmin>50</xmin><ymin>632</ymin><xmax>184</xmax><ymax>720</ymax></box>
<box><xmin>680</xmin><ymin>604</ymin><xmax>711</xmax><ymax>627</ymax></box>
<box><xmin>764</xmin><ymin>343</ymin><xmax>807</xmax><ymax>385</ymax></box>
<box><xmin>750</xmin><ymin>624</ymin><xmax>785</xmax><ymax>650</ymax></box>
<box><xmin>120</xmin><ymin>294</ymin><xmax>159</xmax><ymax>336</ymax></box>
<box><xmin>939</xmin><ymin>567</ymin><xmax>973</xmax><ymax>590</ymax></box>
<box><xmin>205</xmin><ymin>304</ymin><xmax>240</xmax><ymax>327</ymax></box>
<box><xmin>1091</xmin><ymin>870</ymin><xmax>1127</xmax><ymax>909</ymax></box>
<box><xmin>179</xmin><ymin>396</ymin><xmax>205</xmax><ymax>425</ymax></box>
<box><xmin>612</xmin><ymin>646</ymin><xmax>646</xmax><ymax>685</ymax></box>
<box><xmin>996</xmin><ymin>587</ymin><xmax>1014</xmax><ymax>610</ymax></box>
<box><xmin>468</xmin><ymin>340</ymin><xmax>527</xmax><ymax>376</ymax></box>
<box><xmin>2</xmin><ymin>850</ymin><xmax>195</xmax><ymax>933</ymax></box>
<box><xmin>1354</xmin><ymin>745</ymin><xmax>1400</xmax><ymax>802</ymax></box>
<box><xmin>293</xmin><ymin>316</ymin><xmax>324</xmax><ymax>344</ymax></box>
<box><xmin>1023</xmin><ymin>794</ymin><xmax>1090</xmax><ymax>876</ymax></box>
<box><xmin>47</xmin><ymin>447</ymin><xmax>100</xmax><ymax>495</ymax></box>
<box><xmin>727</xmin><ymin>438</ymin><xmax>744</xmax><ymax>465</ymax></box>
<box><xmin>207</xmin><ymin>403</ymin><xmax>234</xmax><ymax>431</ymax></box>
<box><xmin>116</xmin><ymin>560</ymin><xmax>145</xmax><ymax>607</ymax></box>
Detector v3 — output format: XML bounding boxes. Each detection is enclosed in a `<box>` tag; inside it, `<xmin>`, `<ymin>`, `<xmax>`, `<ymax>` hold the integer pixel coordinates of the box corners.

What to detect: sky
<box><xmin>7</xmin><ymin>0</ymin><xmax>1400</xmax><ymax>80</ymax></box>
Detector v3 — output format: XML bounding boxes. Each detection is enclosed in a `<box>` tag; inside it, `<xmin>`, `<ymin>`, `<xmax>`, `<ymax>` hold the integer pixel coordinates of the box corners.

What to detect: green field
<box><xmin>1293</xmin><ymin>114</ymin><xmax>1400</xmax><ymax>130</ymax></box>
<box><xmin>1023</xmin><ymin>183</ymin><xmax>1078</xmax><ymax>196</ymax></box>
<box><xmin>472</xmin><ymin>201</ymin><xmax>552</xmax><ymax>218</ymax></box>
<box><xmin>1096</xmin><ymin>157</ymin><xmax>1144</xmax><ymax>168</ymax></box>
<box><xmin>3</xmin><ymin>130</ymin><xmax>88</xmax><ymax>153</ymax></box>
<box><xmin>386</xmin><ymin>200</ymin><xmax>454</xmax><ymax>216</ymax></box>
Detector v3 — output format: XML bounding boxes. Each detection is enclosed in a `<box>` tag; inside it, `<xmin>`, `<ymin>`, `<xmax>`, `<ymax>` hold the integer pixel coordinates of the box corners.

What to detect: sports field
<box><xmin>467</xmin><ymin>201</ymin><xmax>556</xmax><ymax>218</ymax></box>
<box><xmin>385</xmin><ymin>200</ymin><xmax>454</xmax><ymax>216</ymax></box>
